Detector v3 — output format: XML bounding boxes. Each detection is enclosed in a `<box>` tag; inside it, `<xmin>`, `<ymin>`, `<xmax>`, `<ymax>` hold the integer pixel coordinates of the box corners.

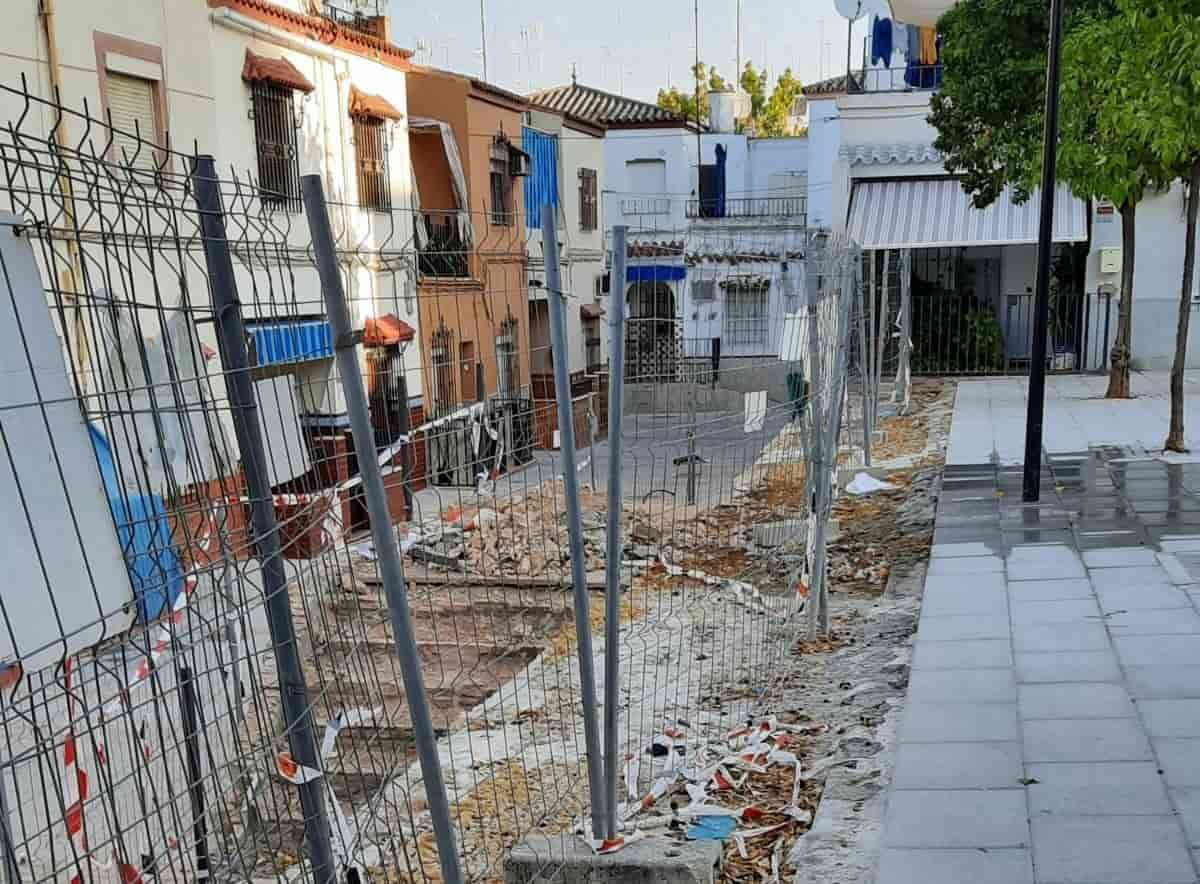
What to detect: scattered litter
<box><xmin>584</xmin><ymin>829</ymin><xmax>647</xmax><ymax>854</ymax></box>
<box><xmin>846</xmin><ymin>473</ymin><xmax>896</xmax><ymax>496</ymax></box>
<box><xmin>689</xmin><ymin>815</ymin><xmax>738</xmax><ymax>841</ymax></box>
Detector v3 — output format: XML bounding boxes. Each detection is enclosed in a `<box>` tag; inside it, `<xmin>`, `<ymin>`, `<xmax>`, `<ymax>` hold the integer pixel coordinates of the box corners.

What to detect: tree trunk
<box><xmin>1166</xmin><ymin>160</ymin><xmax>1200</xmax><ymax>452</ymax></box>
<box><xmin>1106</xmin><ymin>200</ymin><xmax>1137</xmax><ymax>399</ymax></box>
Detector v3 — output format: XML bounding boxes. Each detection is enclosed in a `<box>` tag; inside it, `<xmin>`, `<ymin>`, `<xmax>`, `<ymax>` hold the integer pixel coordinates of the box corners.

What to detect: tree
<box><xmin>657</xmin><ymin>62</ymin><xmax>806</xmax><ymax>135</ymax></box>
<box><xmin>1106</xmin><ymin>0</ymin><xmax>1200</xmax><ymax>448</ymax></box>
<box><xmin>1057</xmin><ymin>11</ymin><xmax>1170</xmax><ymax>399</ymax></box>
<box><xmin>930</xmin><ymin>0</ymin><xmax>1169</xmax><ymax>400</ymax></box>
<box><xmin>656</xmin><ymin>63</ymin><xmax>727</xmax><ymax>124</ymax></box>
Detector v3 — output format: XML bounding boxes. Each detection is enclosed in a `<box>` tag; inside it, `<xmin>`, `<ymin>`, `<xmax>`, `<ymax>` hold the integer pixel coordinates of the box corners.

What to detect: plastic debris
<box><xmin>584</xmin><ymin>830</ymin><xmax>647</xmax><ymax>854</ymax></box>
<box><xmin>688</xmin><ymin>815</ymin><xmax>738</xmax><ymax>841</ymax></box>
<box><xmin>846</xmin><ymin>472</ymin><xmax>896</xmax><ymax>496</ymax></box>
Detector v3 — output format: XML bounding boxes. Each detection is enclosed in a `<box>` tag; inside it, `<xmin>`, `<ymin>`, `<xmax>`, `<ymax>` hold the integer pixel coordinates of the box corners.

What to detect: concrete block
<box><xmin>918</xmin><ymin>613</ymin><xmax>1010</xmax><ymax>642</ymax></box>
<box><xmin>1154</xmin><ymin>738</ymin><xmax>1200</xmax><ymax>787</ymax></box>
<box><xmin>900</xmin><ymin>702</ymin><xmax>1019</xmax><ymax>742</ymax></box>
<box><xmin>1016</xmin><ymin>651</ymin><xmax>1123</xmax><ymax>684</ymax></box>
<box><xmin>875</xmin><ymin>848</ymin><xmax>1032</xmax><ymax>884</ymax></box>
<box><xmin>1127</xmin><ymin>665</ymin><xmax>1200</xmax><ymax>699</ymax></box>
<box><xmin>1012</xmin><ymin>621</ymin><xmax>1110</xmax><ymax>652</ymax></box>
<box><xmin>882</xmin><ymin>789</ymin><xmax>1028</xmax><ymax>848</ymax></box>
<box><xmin>1108</xmin><ymin>608</ymin><xmax>1200</xmax><ymax>635</ymax></box>
<box><xmin>1139</xmin><ymin>700</ymin><xmax>1200</xmax><ymax>738</ymax></box>
<box><xmin>907</xmin><ymin>668</ymin><xmax>1016</xmax><ymax>704</ymax></box>
<box><xmin>1024</xmin><ymin>718</ymin><xmax>1152</xmax><ymax>763</ymax></box>
<box><xmin>1025</xmin><ymin>762</ymin><xmax>1171</xmax><ymax>816</ymax></box>
<box><xmin>1010</xmin><ymin>597</ymin><xmax>1101</xmax><ymax>625</ymax></box>
<box><xmin>911</xmin><ymin>639</ymin><xmax>1013</xmax><ymax>671</ymax></box>
<box><xmin>504</xmin><ymin>833</ymin><xmax>722</xmax><ymax>884</ymax></box>
<box><xmin>1097</xmin><ymin>586</ymin><xmax>1192</xmax><ymax>612</ymax></box>
<box><xmin>1007</xmin><ymin>578</ymin><xmax>1094</xmax><ymax>602</ymax></box>
<box><xmin>927</xmin><ymin>556</ymin><xmax>1005</xmax><ymax>576</ymax></box>
<box><xmin>892</xmin><ymin>741</ymin><xmax>1022</xmax><ymax>790</ymax></box>
<box><xmin>1018</xmin><ymin>683</ymin><xmax>1135</xmax><ymax>720</ymax></box>
<box><xmin>1114</xmin><ymin>635</ymin><xmax>1200</xmax><ymax>667</ymax></box>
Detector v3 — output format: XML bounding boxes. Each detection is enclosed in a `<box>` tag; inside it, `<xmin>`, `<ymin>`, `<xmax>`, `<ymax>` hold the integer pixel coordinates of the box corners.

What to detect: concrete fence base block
<box><xmin>504</xmin><ymin>832</ymin><xmax>722</xmax><ymax>884</ymax></box>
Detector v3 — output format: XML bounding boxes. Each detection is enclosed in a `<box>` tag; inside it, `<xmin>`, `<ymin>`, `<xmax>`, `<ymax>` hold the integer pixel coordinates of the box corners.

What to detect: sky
<box><xmin>388</xmin><ymin>0</ymin><xmax>875</xmax><ymax>103</ymax></box>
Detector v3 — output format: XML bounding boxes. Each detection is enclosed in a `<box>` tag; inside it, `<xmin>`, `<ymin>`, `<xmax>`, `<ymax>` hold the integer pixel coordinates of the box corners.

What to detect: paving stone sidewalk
<box><xmin>876</xmin><ymin>453</ymin><xmax>1200</xmax><ymax>884</ymax></box>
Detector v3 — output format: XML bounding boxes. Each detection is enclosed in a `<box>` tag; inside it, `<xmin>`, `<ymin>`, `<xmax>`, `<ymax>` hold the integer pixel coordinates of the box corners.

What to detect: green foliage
<box><xmin>657</xmin><ymin>62</ymin><xmax>805</xmax><ymax>135</ymax></box>
<box><xmin>930</xmin><ymin>0</ymin><xmax>1117</xmax><ymax>207</ymax></box>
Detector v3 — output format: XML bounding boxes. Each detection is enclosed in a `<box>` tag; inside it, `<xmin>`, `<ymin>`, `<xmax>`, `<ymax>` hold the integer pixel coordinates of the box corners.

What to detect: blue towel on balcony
<box><xmin>872</xmin><ymin>16</ymin><xmax>894</xmax><ymax>66</ymax></box>
<box><xmin>904</xmin><ymin>24</ymin><xmax>921</xmax><ymax>87</ymax></box>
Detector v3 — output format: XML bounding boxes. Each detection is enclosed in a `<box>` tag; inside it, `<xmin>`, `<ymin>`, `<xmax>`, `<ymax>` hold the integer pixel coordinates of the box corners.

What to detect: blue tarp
<box><xmin>522</xmin><ymin>127</ymin><xmax>559</xmax><ymax>228</ymax></box>
<box><xmin>627</xmin><ymin>265</ymin><xmax>687</xmax><ymax>283</ymax></box>
<box><xmin>89</xmin><ymin>424</ymin><xmax>184</xmax><ymax>623</ymax></box>
<box><xmin>248</xmin><ymin>319</ymin><xmax>333</xmax><ymax>366</ymax></box>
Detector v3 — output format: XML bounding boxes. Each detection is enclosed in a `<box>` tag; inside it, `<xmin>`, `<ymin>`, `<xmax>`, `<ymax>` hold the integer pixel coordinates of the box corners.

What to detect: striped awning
<box><xmin>847</xmin><ymin>178</ymin><xmax>1088</xmax><ymax>250</ymax></box>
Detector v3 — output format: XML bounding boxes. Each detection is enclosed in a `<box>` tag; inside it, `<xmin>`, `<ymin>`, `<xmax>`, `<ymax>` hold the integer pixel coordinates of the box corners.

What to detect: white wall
<box><xmin>806</xmin><ymin>97</ymin><xmax>841</xmax><ymax>228</ymax></box>
<box><xmin>603</xmin><ymin>127</ymin><xmax>696</xmax><ymax>232</ymax></box>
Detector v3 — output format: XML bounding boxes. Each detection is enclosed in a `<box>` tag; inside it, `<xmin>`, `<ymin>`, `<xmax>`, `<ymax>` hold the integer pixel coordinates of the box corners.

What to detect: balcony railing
<box><xmin>685</xmin><ymin>196</ymin><xmax>808</xmax><ymax>221</ymax></box>
<box><xmin>419</xmin><ymin>212</ymin><xmax>470</xmax><ymax>278</ymax></box>
<box><xmin>321</xmin><ymin>1</ymin><xmax>388</xmax><ymax>37</ymax></box>
<box><xmin>849</xmin><ymin>63</ymin><xmax>943</xmax><ymax>94</ymax></box>
<box><xmin>621</xmin><ymin>197</ymin><xmax>672</xmax><ymax>216</ymax></box>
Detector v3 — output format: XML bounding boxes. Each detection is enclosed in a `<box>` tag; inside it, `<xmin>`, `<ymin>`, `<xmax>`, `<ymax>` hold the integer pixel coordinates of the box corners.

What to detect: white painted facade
<box><xmin>526</xmin><ymin>108</ymin><xmax>607</xmax><ymax>378</ymax></box>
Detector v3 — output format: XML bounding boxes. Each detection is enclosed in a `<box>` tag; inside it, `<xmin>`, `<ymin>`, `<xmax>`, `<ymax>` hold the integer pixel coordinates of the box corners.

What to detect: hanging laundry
<box><xmin>904</xmin><ymin>24</ymin><xmax>921</xmax><ymax>88</ymax></box>
<box><xmin>871</xmin><ymin>16</ymin><xmax>894</xmax><ymax>66</ymax></box>
<box><xmin>919</xmin><ymin>26</ymin><xmax>938</xmax><ymax>65</ymax></box>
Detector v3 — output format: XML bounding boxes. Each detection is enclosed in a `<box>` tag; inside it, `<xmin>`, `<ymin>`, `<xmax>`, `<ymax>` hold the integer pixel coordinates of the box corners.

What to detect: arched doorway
<box><xmin>625</xmin><ymin>282</ymin><xmax>678</xmax><ymax>383</ymax></box>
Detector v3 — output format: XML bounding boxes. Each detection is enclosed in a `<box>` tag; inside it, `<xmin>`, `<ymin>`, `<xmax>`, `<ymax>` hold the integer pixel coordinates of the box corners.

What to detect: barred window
<box><xmin>250</xmin><ymin>81</ymin><xmax>301</xmax><ymax>211</ymax></box>
<box><xmin>585</xmin><ymin>317</ymin><xmax>602</xmax><ymax>371</ymax></box>
<box><xmin>432</xmin><ymin>323</ymin><xmax>456</xmax><ymax>416</ymax></box>
<box><xmin>490</xmin><ymin>141</ymin><xmax>514</xmax><ymax>226</ymax></box>
<box><xmin>353</xmin><ymin>116</ymin><xmax>391</xmax><ymax>211</ymax></box>
<box><xmin>723</xmin><ymin>284</ymin><xmax>770</xmax><ymax>348</ymax></box>
<box><xmin>496</xmin><ymin>314</ymin><xmax>519</xmax><ymax>398</ymax></box>
<box><xmin>579</xmin><ymin>168</ymin><xmax>598</xmax><ymax>231</ymax></box>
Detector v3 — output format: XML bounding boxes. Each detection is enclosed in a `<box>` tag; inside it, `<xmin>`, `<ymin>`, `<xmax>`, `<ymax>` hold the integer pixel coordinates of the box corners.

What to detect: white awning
<box><xmin>847</xmin><ymin>178</ymin><xmax>1088</xmax><ymax>250</ymax></box>
<box><xmin>887</xmin><ymin>0</ymin><xmax>956</xmax><ymax>26</ymax></box>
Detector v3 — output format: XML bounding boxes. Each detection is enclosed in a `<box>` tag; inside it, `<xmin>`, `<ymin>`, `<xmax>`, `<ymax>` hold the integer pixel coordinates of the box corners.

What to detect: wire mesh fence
<box><xmin>0</xmin><ymin>79</ymin><xmax>875</xmax><ymax>884</ymax></box>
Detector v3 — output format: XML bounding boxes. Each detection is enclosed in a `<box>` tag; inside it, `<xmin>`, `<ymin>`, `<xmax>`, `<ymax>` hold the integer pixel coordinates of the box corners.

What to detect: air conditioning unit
<box><xmin>509</xmin><ymin>148</ymin><xmax>531</xmax><ymax>178</ymax></box>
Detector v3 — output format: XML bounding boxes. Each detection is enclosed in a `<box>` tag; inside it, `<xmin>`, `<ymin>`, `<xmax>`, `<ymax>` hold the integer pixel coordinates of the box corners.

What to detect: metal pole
<box><xmin>479</xmin><ymin>0</ymin><xmax>488</xmax><ymax>80</ymax></box>
<box><xmin>857</xmin><ymin>261</ymin><xmax>871</xmax><ymax>466</ymax></box>
<box><xmin>302</xmin><ymin>175</ymin><xmax>464</xmax><ymax>884</ymax></box>
<box><xmin>587</xmin><ymin>400</ymin><xmax>598</xmax><ymax>490</ymax></box>
<box><xmin>190</xmin><ymin>156</ymin><xmax>336</xmax><ymax>883</ymax></box>
<box><xmin>686</xmin><ymin>392</ymin><xmax>698</xmax><ymax>506</ymax></box>
<box><xmin>541</xmin><ymin>203</ymin><xmax>608</xmax><ymax>836</ymax></box>
<box><xmin>178</xmin><ymin>665</ymin><xmax>210</xmax><ymax>879</ymax></box>
<box><xmin>603</xmin><ymin>225</ymin><xmax>628</xmax><ymax>840</ymax></box>
<box><xmin>805</xmin><ymin>261</ymin><xmax>823</xmax><ymax>640</ymax></box>
<box><xmin>0</xmin><ymin>757</ymin><xmax>20</xmax><ymax>884</ymax></box>
<box><xmin>396</xmin><ymin>372</ymin><xmax>415</xmax><ymax>515</ymax></box>
<box><xmin>1022</xmin><ymin>0</ymin><xmax>1066</xmax><ymax>503</ymax></box>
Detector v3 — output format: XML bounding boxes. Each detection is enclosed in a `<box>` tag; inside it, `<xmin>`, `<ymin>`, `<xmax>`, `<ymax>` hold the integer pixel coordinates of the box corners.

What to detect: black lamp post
<box><xmin>1023</xmin><ymin>0</ymin><xmax>1067</xmax><ymax>502</ymax></box>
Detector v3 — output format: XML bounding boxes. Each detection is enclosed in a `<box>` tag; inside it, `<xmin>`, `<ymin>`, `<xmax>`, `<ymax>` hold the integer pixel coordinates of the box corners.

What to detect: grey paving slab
<box><xmin>1138</xmin><ymin>700</ymin><xmax>1200</xmax><ymax>738</ymax></box>
<box><xmin>1096</xmin><ymin>585</ymin><xmax>1192</xmax><ymax>613</ymax></box>
<box><xmin>1158</xmin><ymin>553</ymin><xmax>1195</xmax><ymax>585</ymax></box>
<box><xmin>927</xmin><ymin>555</ymin><xmax>1006</xmax><ymax>576</ymax></box>
<box><xmin>931</xmin><ymin>542</ymin><xmax>1004</xmax><ymax>559</ymax></box>
<box><xmin>1007</xmin><ymin>558</ymin><xmax>1088</xmax><ymax>581</ymax></box>
<box><xmin>924</xmin><ymin>573</ymin><xmax>1009</xmax><ymax>597</ymax></box>
<box><xmin>875</xmin><ymin>848</ymin><xmax>1033</xmax><ymax>884</ymax></box>
<box><xmin>1126</xmin><ymin>666</ymin><xmax>1200</xmax><ymax>699</ymax></box>
<box><xmin>1018</xmin><ymin>683</ymin><xmax>1135</xmax><ymax>720</ymax></box>
<box><xmin>918</xmin><ymin>613</ymin><xmax>1012</xmax><ymax>642</ymax></box>
<box><xmin>1083</xmin><ymin>547</ymin><xmax>1161</xmax><ymax>568</ymax></box>
<box><xmin>1154</xmin><ymin>738</ymin><xmax>1200</xmax><ymax>787</ymax></box>
<box><xmin>911</xmin><ymin>639</ymin><xmax>1014</xmax><ymax>671</ymax></box>
<box><xmin>1025</xmin><ymin>762</ymin><xmax>1171</xmax><ymax>816</ymax></box>
<box><xmin>908</xmin><ymin>668</ymin><xmax>1017</xmax><ymax>704</ymax></box>
<box><xmin>1171</xmin><ymin>787</ymin><xmax>1200</xmax><ymax>846</ymax></box>
<box><xmin>1031</xmin><ymin>816</ymin><xmax>1196</xmax><ymax>884</ymax></box>
<box><xmin>1091</xmin><ymin>566</ymin><xmax>1175</xmax><ymax>593</ymax></box>
<box><xmin>900</xmin><ymin>702</ymin><xmax>1019</xmax><ymax>742</ymax></box>
<box><xmin>892</xmin><ymin>741</ymin><xmax>1023</xmax><ymax>790</ymax></box>
<box><xmin>1023</xmin><ymin>718</ymin><xmax>1153</xmax><ymax>762</ymax></box>
<box><xmin>882</xmin><ymin>790</ymin><xmax>1028</xmax><ymax>848</ymax></box>
<box><xmin>1016</xmin><ymin>651</ymin><xmax>1123</xmax><ymax>684</ymax></box>
<box><xmin>1010</xmin><ymin>598</ymin><xmax>1102</xmax><ymax>626</ymax></box>
<box><xmin>1008</xmin><ymin>578</ymin><xmax>1095</xmax><ymax>602</ymax></box>
<box><xmin>1013</xmin><ymin>621</ymin><xmax>1111</xmax><ymax>652</ymax></box>
<box><xmin>1108</xmin><ymin>608</ymin><xmax>1200</xmax><ymax>635</ymax></box>
<box><xmin>1114</xmin><ymin>635</ymin><xmax>1200</xmax><ymax>667</ymax></box>
<box><xmin>921</xmin><ymin>586</ymin><xmax>1010</xmax><ymax>617</ymax></box>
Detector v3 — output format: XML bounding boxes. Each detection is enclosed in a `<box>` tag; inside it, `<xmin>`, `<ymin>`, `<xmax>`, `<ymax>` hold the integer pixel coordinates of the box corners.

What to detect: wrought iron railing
<box><xmin>685</xmin><ymin>196</ymin><xmax>808</xmax><ymax>221</ymax></box>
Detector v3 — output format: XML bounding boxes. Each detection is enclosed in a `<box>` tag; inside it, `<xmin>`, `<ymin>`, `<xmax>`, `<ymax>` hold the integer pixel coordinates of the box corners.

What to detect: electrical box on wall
<box><xmin>1099</xmin><ymin>248</ymin><xmax>1122</xmax><ymax>275</ymax></box>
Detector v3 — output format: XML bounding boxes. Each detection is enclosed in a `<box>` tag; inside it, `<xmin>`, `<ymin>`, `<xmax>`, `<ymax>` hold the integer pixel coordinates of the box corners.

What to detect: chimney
<box><xmin>707</xmin><ymin>89</ymin><xmax>750</xmax><ymax>134</ymax></box>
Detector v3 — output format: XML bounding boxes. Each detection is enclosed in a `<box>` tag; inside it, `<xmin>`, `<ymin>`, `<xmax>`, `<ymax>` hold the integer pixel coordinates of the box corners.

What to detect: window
<box><xmin>496</xmin><ymin>314</ymin><xmax>519</xmax><ymax>399</ymax></box>
<box><xmin>490</xmin><ymin>141</ymin><xmax>514</xmax><ymax>226</ymax></box>
<box><xmin>579</xmin><ymin>168</ymin><xmax>598</xmax><ymax>230</ymax></box>
<box><xmin>250</xmin><ymin>81</ymin><xmax>302</xmax><ymax>211</ymax></box>
<box><xmin>584</xmin><ymin>317</ymin><xmax>602</xmax><ymax>372</ymax></box>
<box><xmin>723</xmin><ymin>284</ymin><xmax>770</xmax><ymax>349</ymax></box>
<box><xmin>431</xmin><ymin>323</ymin><xmax>456</xmax><ymax>416</ymax></box>
<box><xmin>353</xmin><ymin>116</ymin><xmax>391</xmax><ymax>211</ymax></box>
<box><xmin>692</xmin><ymin>279</ymin><xmax>716</xmax><ymax>302</ymax></box>
<box><xmin>106</xmin><ymin>72</ymin><xmax>159</xmax><ymax>168</ymax></box>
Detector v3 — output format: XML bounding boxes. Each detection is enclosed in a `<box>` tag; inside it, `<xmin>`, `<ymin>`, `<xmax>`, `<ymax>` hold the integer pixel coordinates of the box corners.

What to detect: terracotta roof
<box><xmin>628</xmin><ymin>240</ymin><xmax>686</xmax><ymax>259</ymax></box>
<box><xmin>364</xmin><ymin>314</ymin><xmax>416</xmax><ymax>346</ymax></box>
<box><xmin>210</xmin><ymin>0</ymin><xmax>412</xmax><ymax>70</ymax></box>
<box><xmin>350</xmin><ymin>86</ymin><xmax>403</xmax><ymax>121</ymax></box>
<box><xmin>802</xmin><ymin>73</ymin><xmax>861</xmax><ymax>97</ymax></box>
<box><xmin>626</xmin><ymin>240</ymin><xmax>804</xmax><ymax>265</ymax></box>
<box><xmin>242</xmin><ymin>49</ymin><xmax>315</xmax><ymax>93</ymax></box>
<box><xmin>529</xmin><ymin>82</ymin><xmax>696</xmax><ymax>130</ymax></box>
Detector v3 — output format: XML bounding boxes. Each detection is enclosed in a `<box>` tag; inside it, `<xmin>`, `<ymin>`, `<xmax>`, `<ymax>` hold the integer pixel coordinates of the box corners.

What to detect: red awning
<box><xmin>242</xmin><ymin>49</ymin><xmax>315</xmax><ymax>94</ymax></box>
<box><xmin>364</xmin><ymin>314</ymin><xmax>416</xmax><ymax>346</ymax></box>
<box><xmin>350</xmin><ymin>86</ymin><xmax>404</xmax><ymax>121</ymax></box>
<box><xmin>580</xmin><ymin>303</ymin><xmax>604</xmax><ymax>320</ymax></box>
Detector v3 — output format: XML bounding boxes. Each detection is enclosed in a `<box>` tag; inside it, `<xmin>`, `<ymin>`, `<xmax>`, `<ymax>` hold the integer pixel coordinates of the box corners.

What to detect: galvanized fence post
<box><xmin>301</xmin><ymin>175</ymin><xmax>464</xmax><ymax>884</ymax></box>
<box><xmin>190</xmin><ymin>156</ymin><xmax>336</xmax><ymax>882</ymax></box>
<box><xmin>603</xmin><ymin>225</ymin><xmax>628</xmax><ymax>839</ymax></box>
<box><xmin>541</xmin><ymin>204</ymin><xmax>608</xmax><ymax>837</ymax></box>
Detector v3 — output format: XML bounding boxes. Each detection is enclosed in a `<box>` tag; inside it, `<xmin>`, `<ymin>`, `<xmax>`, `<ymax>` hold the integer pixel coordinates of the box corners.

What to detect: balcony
<box><xmin>418</xmin><ymin>212</ymin><xmax>470</xmax><ymax>279</ymax></box>
<box><xmin>685</xmin><ymin>196</ymin><xmax>808</xmax><ymax>222</ymax></box>
<box><xmin>320</xmin><ymin>1</ymin><xmax>389</xmax><ymax>38</ymax></box>
<box><xmin>621</xmin><ymin>197</ymin><xmax>672</xmax><ymax>216</ymax></box>
<box><xmin>848</xmin><ymin>63</ymin><xmax>943</xmax><ymax>94</ymax></box>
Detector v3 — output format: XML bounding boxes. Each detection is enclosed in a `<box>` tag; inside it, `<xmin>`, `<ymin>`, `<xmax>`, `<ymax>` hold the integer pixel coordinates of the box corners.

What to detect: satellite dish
<box><xmin>833</xmin><ymin>0</ymin><xmax>867</xmax><ymax>21</ymax></box>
